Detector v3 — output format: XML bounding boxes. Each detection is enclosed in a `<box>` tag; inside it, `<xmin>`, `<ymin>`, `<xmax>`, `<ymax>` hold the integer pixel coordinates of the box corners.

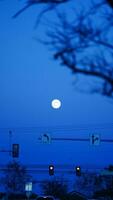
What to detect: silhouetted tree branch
<box><xmin>43</xmin><ymin>0</ymin><xmax>113</xmax><ymax>98</ymax></box>
<box><xmin>12</xmin><ymin>0</ymin><xmax>113</xmax><ymax>98</ymax></box>
<box><xmin>107</xmin><ymin>0</ymin><xmax>113</xmax><ymax>9</ymax></box>
<box><xmin>12</xmin><ymin>0</ymin><xmax>69</xmax><ymax>27</ymax></box>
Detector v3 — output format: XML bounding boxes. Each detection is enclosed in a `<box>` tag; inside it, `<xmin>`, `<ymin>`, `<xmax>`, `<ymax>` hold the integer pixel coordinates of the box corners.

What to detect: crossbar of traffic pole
<box><xmin>101</xmin><ymin>139</ymin><xmax>113</xmax><ymax>142</ymax></box>
<box><xmin>39</xmin><ymin>137</ymin><xmax>113</xmax><ymax>143</ymax></box>
<box><xmin>53</xmin><ymin>138</ymin><xmax>113</xmax><ymax>143</ymax></box>
<box><xmin>52</xmin><ymin>138</ymin><xmax>89</xmax><ymax>141</ymax></box>
<box><xmin>0</xmin><ymin>150</ymin><xmax>12</xmax><ymax>153</ymax></box>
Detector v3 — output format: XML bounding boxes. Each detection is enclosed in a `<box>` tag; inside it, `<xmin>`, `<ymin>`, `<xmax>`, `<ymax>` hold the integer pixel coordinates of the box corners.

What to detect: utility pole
<box><xmin>9</xmin><ymin>130</ymin><xmax>12</xmax><ymax>156</ymax></box>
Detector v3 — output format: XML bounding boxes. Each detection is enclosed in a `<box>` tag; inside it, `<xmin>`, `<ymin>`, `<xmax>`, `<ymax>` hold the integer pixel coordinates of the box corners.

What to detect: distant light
<box><xmin>50</xmin><ymin>166</ymin><xmax>54</xmax><ymax>170</ymax></box>
<box><xmin>51</xmin><ymin>99</ymin><xmax>61</xmax><ymax>109</ymax></box>
<box><xmin>25</xmin><ymin>182</ymin><xmax>32</xmax><ymax>192</ymax></box>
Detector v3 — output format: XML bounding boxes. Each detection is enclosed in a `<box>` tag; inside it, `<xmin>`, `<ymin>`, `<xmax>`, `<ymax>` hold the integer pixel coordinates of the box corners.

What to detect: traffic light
<box><xmin>12</xmin><ymin>144</ymin><xmax>19</xmax><ymax>158</ymax></box>
<box><xmin>49</xmin><ymin>165</ymin><xmax>54</xmax><ymax>175</ymax></box>
<box><xmin>75</xmin><ymin>166</ymin><xmax>81</xmax><ymax>176</ymax></box>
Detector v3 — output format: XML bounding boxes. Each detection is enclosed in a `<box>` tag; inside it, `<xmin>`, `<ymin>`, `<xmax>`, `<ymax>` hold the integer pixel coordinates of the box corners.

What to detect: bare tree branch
<box><xmin>107</xmin><ymin>0</ymin><xmax>113</xmax><ymax>9</ymax></box>
<box><xmin>42</xmin><ymin>0</ymin><xmax>113</xmax><ymax>98</ymax></box>
<box><xmin>12</xmin><ymin>0</ymin><xmax>69</xmax><ymax>21</ymax></box>
<box><xmin>11</xmin><ymin>0</ymin><xmax>113</xmax><ymax>98</ymax></box>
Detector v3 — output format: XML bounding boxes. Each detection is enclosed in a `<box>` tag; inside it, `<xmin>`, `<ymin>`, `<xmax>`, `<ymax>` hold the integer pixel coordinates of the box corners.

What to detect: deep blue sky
<box><xmin>0</xmin><ymin>0</ymin><xmax>113</xmax><ymax>168</ymax></box>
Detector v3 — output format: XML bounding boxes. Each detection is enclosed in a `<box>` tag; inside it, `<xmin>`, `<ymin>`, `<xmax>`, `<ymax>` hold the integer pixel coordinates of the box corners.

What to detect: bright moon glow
<box><xmin>51</xmin><ymin>99</ymin><xmax>61</xmax><ymax>109</ymax></box>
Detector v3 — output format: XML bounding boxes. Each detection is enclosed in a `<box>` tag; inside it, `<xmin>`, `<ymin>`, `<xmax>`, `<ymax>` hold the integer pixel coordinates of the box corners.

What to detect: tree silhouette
<box><xmin>41</xmin><ymin>0</ymin><xmax>113</xmax><ymax>98</ymax></box>
<box><xmin>12</xmin><ymin>0</ymin><xmax>69</xmax><ymax>27</ymax></box>
<box><xmin>107</xmin><ymin>0</ymin><xmax>113</xmax><ymax>9</ymax></box>
<box><xmin>12</xmin><ymin>0</ymin><xmax>113</xmax><ymax>98</ymax></box>
<box><xmin>1</xmin><ymin>161</ymin><xmax>31</xmax><ymax>194</ymax></box>
<box><xmin>74</xmin><ymin>169</ymin><xmax>113</xmax><ymax>198</ymax></box>
<box><xmin>40</xmin><ymin>178</ymin><xmax>68</xmax><ymax>199</ymax></box>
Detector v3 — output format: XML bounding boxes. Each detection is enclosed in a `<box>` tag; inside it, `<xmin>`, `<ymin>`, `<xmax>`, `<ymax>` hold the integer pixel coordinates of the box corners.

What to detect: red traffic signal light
<box><xmin>12</xmin><ymin>144</ymin><xmax>19</xmax><ymax>158</ymax></box>
<box><xmin>75</xmin><ymin>166</ymin><xmax>81</xmax><ymax>176</ymax></box>
<box><xmin>49</xmin><ymin>165</ymin><xmax>54</xmax><ymax>175</ymax></box>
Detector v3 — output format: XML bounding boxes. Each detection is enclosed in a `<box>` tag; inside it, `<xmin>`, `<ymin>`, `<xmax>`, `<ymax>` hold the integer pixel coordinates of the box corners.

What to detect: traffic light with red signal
<box><xmin>12</xmin><ymin>144</ymin><xmax>19</xmax><ymax>158</ymax></box>
<box><xmin>49</xmin><ymin>165</ymin><xmax>54</xmax><ymax>175</ymax></box>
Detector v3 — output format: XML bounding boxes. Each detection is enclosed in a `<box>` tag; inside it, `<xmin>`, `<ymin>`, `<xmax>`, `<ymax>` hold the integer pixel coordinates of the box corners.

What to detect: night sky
<box><xmin>0</xmin><ymin>0</ymin><xmax>113</xmax><ymax>171</ymax></box>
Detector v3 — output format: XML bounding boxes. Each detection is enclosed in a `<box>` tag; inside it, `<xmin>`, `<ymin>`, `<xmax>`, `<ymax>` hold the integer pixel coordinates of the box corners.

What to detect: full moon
<box><xmin>51</xmin><ymin>99</ymin><xmax>61</xmax><ymax>109</ymax></box>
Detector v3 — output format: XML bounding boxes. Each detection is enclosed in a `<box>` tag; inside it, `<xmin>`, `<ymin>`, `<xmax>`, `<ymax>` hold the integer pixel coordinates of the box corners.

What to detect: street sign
<box><xmin>90</xmin><ymin>134</ymin><xmax>100</xmax><ymax>145</ymax></box>
<box><xmin>41</xmin><ymin>133</ymin><xmax>51</xmax><ymax>144</ymax></box>
<box><xmin>25</xmin><ymin>182</ymin><xmax>32</xmax><ymax>192</ymax></box>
